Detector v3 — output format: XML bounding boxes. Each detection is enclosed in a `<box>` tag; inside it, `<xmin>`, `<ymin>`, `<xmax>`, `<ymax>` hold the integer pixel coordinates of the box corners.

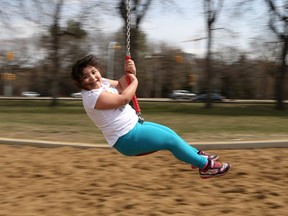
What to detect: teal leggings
<box><xmin>114</xmin><ymin>121</ymin><xmax>207</xmax><ymax>169</ymax></box>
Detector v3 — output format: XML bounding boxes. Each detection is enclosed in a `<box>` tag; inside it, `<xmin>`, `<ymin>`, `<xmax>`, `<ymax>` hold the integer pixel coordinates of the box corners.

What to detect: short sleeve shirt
<box><xmin>81</xmin><ymin>79</ymin><xmax>138</xmax><ymax>146</ymax></box>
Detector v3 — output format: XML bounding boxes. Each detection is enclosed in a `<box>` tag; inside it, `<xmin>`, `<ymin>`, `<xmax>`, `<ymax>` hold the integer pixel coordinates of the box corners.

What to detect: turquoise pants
<box><xmin>114</xmin><ymin>121</ymin><xmax>207</xmax><ymax>169</ymax></box>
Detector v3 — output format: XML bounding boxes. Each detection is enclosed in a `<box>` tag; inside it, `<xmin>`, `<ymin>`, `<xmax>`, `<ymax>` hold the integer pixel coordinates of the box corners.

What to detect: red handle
<box><xmin>125</xmin><ymin>55</ymin><xmax>141</xmax><ymax>114</ymax></box>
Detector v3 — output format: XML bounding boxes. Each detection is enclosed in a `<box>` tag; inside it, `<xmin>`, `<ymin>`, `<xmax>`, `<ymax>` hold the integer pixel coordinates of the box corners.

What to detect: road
<box><xmin>0</xmin><ymin>96</ymin><xmax>287</xmax><ymax>104</ymax></box>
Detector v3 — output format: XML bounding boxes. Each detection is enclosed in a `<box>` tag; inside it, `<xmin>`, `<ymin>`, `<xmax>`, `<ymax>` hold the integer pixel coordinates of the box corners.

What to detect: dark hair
<box><xmin>71</xmin><ymin>54</ymin><xmax>99</xmax><ymax>85</ymax></box>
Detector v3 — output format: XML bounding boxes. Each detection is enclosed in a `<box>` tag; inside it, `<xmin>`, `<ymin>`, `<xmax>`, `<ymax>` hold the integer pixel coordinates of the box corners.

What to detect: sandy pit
<box><xmin>0</xmin><ymin>145</ymin><xmax>287</xmax><ymax>216</ymax></box>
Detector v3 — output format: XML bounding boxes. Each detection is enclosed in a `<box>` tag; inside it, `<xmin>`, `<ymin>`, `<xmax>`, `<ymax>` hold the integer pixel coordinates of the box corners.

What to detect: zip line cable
<box><xmin>125</xmin><ymin>0</ymin><xmax>143</xmax><ymax>123</ymax></box>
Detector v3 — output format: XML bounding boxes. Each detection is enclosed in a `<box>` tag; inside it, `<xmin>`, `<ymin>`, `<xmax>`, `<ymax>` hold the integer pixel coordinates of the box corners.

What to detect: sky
<box><xmin>99</xmin><ymin>0</ymin><xmax>267</xmax><ymax>57</ymax></box>
<box><xmin>104</xmin><ymin>1</ymin><xmax>204</xmax><ymax>44</ymax></box>
<box><xmin>100</xmin><ymin>1</ymin><xmax>217</xmax><ymax>56</ymax></box>
<box><xmin>1</xmin><ymin>0</ymin><xmax>268</xmax><ymax>58</ymax></box>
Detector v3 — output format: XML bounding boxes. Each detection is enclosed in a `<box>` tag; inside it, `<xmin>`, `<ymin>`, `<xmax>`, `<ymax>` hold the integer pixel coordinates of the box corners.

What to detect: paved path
<box><xmin>0</xmin><ymin>137</ymin><xmax>287</xmax><ymax>150</ymax></box>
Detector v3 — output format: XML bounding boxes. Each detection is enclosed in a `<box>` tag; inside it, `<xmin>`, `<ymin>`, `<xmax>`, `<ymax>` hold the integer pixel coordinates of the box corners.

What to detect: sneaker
<box><xmin>199</xmin><ymin>159</ymin><xmax>231</xmax><ymax>179</ymax></box>
<box><xmin>191</xmin><ymin>151</ymin><xmax>219</xmax><ymax>169</ymax></box>
<box><xmin>198</xmin><ymin>150</ymin><xmax>219</xmax><ymax>161</ymax></box>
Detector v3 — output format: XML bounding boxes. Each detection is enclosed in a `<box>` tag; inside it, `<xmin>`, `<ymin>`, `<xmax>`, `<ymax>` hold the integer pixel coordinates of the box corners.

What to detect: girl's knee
<box><xmin>165</xmin><ymin>137</ymin><xmax>183</xmax><ymax>150</ymax></box>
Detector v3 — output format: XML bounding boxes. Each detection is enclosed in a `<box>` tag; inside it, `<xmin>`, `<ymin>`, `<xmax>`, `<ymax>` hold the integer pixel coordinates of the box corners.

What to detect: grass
<box><xmin>0</xmin><ymin>99</ymin><xmax>287</xmax><ymax>144</ymax></box>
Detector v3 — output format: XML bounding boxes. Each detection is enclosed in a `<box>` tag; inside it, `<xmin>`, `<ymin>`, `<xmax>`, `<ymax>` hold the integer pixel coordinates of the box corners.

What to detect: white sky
<box><xmin>100</xmin><ymin>0</ymin><xmax>267</xmax><ymax>57</ymax></box>
<box><xmin>1</xmin><ymin>0</ymin><xmax>268</xmax><ymax>57</ymax></box>
<box><xmin>99</xmin><ymin>1</ymin><xmax>213</xmax><ymax>56</ymax></box>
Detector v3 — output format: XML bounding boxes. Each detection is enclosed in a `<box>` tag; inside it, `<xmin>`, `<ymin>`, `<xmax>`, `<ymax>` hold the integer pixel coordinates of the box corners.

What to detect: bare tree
<box><xmin>265</xmin><ymin>0</ymin><xmax>287</xmax><ymax>110</ymax></box>
<box><xmin>49</xmin><ymin>0</ymin><xmax>64</xmax><ymax>106</ymax></box>
<box><xmin>117</xmin><ymin>0</ymin><xmax>176</xmax><ymax>63</ymax></box>
<box><xmin>118</xmin><ymin>0</ymin><xmax>153</xmax><ymax>65</ymax></box>
<box><xmin>234</xmin><ymin>0</ymin><xmax>287</xmax><ymax>109</ymax></box>
<box><xmin>202</xmin><ymin>0</ymin><xmax>225</xmax><ymax>108</ymax></box>
<box><xmin>1</xmin><ymin>0</ymin><xmax>107</xmax><ymax>105</ymax></box>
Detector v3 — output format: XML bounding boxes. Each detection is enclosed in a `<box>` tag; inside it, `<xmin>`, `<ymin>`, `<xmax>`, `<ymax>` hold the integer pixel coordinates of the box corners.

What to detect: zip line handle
<box><xmin>125</xmin><ymin>55</ymin><xmax>142</xmax><ymax>117</ymax></box>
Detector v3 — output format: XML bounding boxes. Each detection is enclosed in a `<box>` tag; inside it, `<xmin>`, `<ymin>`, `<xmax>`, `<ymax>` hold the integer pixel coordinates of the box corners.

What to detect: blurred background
<box><xmin>0</xmin><ymin>3</ymin><xmax>287</xmax><ymax>215</ymax></box>
<box><xmin>0</xmin><ymin>0</ymin><xmax>287</xmax><ymax>109</ymax></box>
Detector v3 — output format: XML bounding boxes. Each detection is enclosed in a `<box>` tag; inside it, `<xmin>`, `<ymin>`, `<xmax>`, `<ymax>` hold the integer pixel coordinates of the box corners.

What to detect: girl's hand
<box><xmin>126</xmin><ymin>72</ymin><xmax>137</xmax><ymax>82</ymax></box>
<box><xmin>125</xmin><ymin>60</ymin><xmax>136</xmax><ymax>75</ymax></box>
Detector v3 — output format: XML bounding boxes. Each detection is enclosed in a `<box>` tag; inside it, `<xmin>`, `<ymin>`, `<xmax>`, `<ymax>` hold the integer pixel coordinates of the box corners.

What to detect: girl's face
<box><xmin>80</xmin><ymin>65</ymin><xmax>102</xmax><ymax>90</ymax></box>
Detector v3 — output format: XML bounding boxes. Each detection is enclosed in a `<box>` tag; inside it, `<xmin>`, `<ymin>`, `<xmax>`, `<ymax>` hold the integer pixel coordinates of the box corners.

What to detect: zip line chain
<box><xmin>126</xmin><ymin>0</ymin><xmax>131</xmax><ymax>56</ymax></box>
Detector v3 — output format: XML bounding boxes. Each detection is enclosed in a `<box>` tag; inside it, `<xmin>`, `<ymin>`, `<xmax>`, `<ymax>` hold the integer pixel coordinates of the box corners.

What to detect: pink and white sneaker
<box><xmin>198</xmin><ymin>150</ymin><xmax>219</xmax><ymax>161</ymax></box>
<box><xmin>191</xmin><ymin>151</ymin><xmax>219</xmax><ymax>169</ymax></box>
<box><xmin>199</xmin><ymin>159</ymin><xmax>231</xmax><ymax>179</ymax></box>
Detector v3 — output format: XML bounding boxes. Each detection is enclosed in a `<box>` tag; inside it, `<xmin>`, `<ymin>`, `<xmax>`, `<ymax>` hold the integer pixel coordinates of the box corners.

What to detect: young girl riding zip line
<box><xmin>71</xmin><ymin>54</ymin><xmax>231</xmax><ymax>179</ymax></box>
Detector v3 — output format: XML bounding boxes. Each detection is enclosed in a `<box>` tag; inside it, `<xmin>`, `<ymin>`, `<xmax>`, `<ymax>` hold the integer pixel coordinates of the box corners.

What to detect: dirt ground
<box><xmin>0</xmin><ymin>144</ymin><xmax>287</xmax><ymax>216</ymax></box>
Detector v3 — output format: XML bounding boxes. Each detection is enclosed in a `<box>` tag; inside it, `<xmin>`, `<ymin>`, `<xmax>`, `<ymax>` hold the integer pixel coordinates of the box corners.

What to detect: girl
<box><xmin>71</xmin><ymin>54</ymin><xmax>231</xmax><ymax>179</ymax></box>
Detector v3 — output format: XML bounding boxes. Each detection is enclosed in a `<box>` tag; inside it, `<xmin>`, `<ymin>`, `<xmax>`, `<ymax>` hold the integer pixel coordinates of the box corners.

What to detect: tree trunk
<box><xmin>205</xmin><ymin>27</ymin><xmax>213</xmax><ymax>109</ymax></box>
<box><xmin>275</xmin><ymin>37</ymin><xmax>287</xmax><ymax>110</ymax></box>
<box><xmin>50</xmin><ymin>0</ymin><xmax>63</xmax><ymax>106</ymax></box>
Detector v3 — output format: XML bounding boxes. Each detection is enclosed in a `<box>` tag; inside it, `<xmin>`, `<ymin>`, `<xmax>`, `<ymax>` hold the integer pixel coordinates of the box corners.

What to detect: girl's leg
<box><xmin>144</xmin><ymin>122</ymin><xmax>198</xmax><ymax>153</ymax></box>
<box><xmin>114</xmin><ymin>122</ymin><xmax>207</xmax><ymax>168</ymax></box>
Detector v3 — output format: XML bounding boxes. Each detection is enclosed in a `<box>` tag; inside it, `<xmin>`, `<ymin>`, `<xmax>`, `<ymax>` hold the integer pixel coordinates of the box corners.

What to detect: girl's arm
<box><xmin>107</xmin><ymin>59</ymin><xmax>136</xmax><ymax>93</ymax></box>
<box><xmin>106</xmin><ymin>75</ymin><xmax>128</xmax><ymax>94</ymax></box>
<box><xmin>94</xmin><ymin>59</ymin><xmax>137</xmax><ymax>110</ymax></box>
<box><xmin>95</xmin><ymin>73</ymin><xmax>138</xmax><ymax>110</ymax></box>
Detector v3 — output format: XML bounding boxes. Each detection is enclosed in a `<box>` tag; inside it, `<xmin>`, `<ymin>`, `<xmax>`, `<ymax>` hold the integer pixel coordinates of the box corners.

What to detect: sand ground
<box><xmin>0</xmin><ymin>145</ymin><xmax>287</xmax><ymax>216</ymax></box>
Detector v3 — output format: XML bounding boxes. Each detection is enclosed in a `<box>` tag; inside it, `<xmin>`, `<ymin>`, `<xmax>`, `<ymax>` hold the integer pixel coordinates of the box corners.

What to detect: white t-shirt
<box><xmin>81</xmin><ymin>79</ymin><xmax>138</xmax><ymax>147</ymax></box>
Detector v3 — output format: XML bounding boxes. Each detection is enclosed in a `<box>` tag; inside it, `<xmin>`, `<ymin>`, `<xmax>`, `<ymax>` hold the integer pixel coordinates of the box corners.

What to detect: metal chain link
<box><xmin>126</xmin><ymin>0</ymin><xmax>131</xmax><ymax>56</ymax></box>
